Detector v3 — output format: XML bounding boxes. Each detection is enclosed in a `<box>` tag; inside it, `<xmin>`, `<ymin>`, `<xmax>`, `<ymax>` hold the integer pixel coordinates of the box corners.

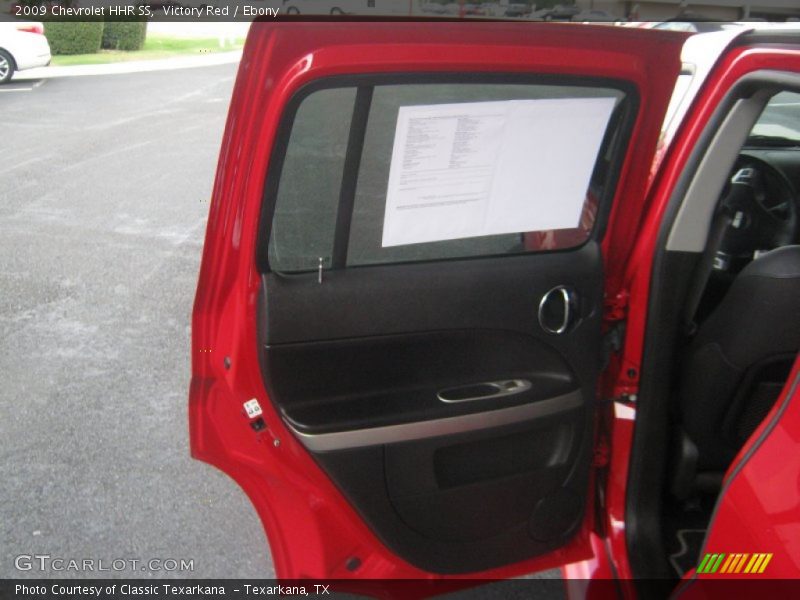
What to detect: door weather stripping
<box><xmin>286</xmin><ymin>390</ymin><xmax>582</xmax><ymax>452</ymax></box>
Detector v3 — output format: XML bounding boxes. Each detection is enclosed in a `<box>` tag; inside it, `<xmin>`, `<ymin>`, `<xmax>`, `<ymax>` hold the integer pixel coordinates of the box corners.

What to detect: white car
<box><xmin>282</xmin><ymin>0</ymin><xmax>360</xmax><ymax>14</ymax></box>
<box><xmin>0</xmin><ymin>21</ymin><xmax>51</xmax><ymax>84</ymax></box>
<box><xmin>282</xmin><ymin>0</ymin><xmax>411</xmax><ymax>15</ymax></box>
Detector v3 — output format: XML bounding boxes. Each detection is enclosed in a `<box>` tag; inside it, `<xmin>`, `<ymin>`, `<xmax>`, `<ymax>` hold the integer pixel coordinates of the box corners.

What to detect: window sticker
<box><xmin>381</xmin><ymin>97</ymin><xmax>617</xmax><ymax>247</ymax></box>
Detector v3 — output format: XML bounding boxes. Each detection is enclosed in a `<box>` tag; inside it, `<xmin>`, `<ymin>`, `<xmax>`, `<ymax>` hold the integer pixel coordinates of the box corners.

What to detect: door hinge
<box><xmin>601</xmin><ymin>290</ymin><xmax>629</xmax><ymax>371</ymax></box>
<box><xmin>603</xmin><ymin>290</ymin><xmax>629</xmax><ymax>323</ymax></box>
<box><xmin>601</xmin><ymin>320</ymin><xmax>626</xmax><ymax>372</ymax></box>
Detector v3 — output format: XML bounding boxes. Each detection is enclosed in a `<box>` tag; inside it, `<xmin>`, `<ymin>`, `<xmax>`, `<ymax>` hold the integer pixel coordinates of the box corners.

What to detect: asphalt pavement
<box><xmin>0</xmin><ymin>64</ymin><xmax>563</xmax><ymax>594</ymax></box>
<box><xmin>1</xmin><ymin>64</ymin><xmax>273</xmax><ymax>579</ymax></box>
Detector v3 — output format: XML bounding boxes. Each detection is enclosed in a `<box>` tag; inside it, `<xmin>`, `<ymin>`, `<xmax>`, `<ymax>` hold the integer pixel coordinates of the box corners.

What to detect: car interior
<box><xmin>633</xmin><ymin>81</ymin><xmax>800</xmax><ymax>582</ymax></box>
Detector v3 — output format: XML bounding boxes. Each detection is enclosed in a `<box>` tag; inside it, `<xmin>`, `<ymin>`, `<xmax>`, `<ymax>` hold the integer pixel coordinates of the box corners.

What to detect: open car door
<box><xmin>190</xmin><ymin>21</ymin><xmax>686</xmax><ymax>580</ymax></box>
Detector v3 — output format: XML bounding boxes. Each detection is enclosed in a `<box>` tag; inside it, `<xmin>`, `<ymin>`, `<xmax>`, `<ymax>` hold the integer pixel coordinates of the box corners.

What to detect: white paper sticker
<box><xmin>381</xmin><ymin>97</ymin><xmax>617</xmax><ymax>247</ymax></box>
<box><xmin>243</xmin><ymin>398</ymin><xmax>263</xmax><ymax>419</ymax></box>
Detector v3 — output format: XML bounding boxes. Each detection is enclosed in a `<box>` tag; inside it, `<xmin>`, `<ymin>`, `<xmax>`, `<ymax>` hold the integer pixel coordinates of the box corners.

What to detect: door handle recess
<box><xmin>438</xmin><ymin>379</ymin><xmax>532</xmax><ymax>403</ymax></box>
<box><xmin>538</xmin><ymin>285</ymin><xmax>578</xmax><ymax>335</ymax></box>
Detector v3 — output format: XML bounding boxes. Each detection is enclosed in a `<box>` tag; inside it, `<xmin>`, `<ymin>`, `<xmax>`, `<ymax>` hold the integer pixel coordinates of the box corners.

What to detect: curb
<box><xmin>14</xmin><ymin>50</ymin><xmax>242</xmax><ymax>81</ymax></box>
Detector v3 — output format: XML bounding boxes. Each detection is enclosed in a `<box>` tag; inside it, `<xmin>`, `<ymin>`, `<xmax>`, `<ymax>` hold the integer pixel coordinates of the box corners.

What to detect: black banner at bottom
<box><xmin>0</xmin><ymin>579</ymin><xmax>564</xmax><ymax>600</ymax></box>
<box><xmin>5</xmin><ymin>578</ymin><xmax>800</xmax><ymax>600</ymax></box>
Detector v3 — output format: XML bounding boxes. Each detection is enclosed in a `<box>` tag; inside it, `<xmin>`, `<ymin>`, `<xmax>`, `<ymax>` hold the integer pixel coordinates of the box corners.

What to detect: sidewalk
<box><xmin>14</xmin><ymin>50</ymin><xmax>242</xmax><ymax>81</ymax></box>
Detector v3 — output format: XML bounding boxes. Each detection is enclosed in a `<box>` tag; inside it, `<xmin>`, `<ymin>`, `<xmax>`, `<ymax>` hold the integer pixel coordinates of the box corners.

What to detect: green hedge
<box><xmin>44</xmin><ymin>21</ymin><xmax>104</xmax><ymax>55</ymax></box>
<box><xmin>102</xmin><ymin>21</ymin><xmax>147</xmax><ymax>52</ymax></box>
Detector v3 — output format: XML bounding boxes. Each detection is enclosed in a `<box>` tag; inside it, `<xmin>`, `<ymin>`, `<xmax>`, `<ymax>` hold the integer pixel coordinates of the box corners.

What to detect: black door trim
<box><xmin>332</xmin><ymin>85</ymin><xmax>374</xmax><ymax>268</ymax></box>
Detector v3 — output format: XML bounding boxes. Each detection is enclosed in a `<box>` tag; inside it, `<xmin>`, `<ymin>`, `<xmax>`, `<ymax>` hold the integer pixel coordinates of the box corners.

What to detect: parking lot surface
<box><xmin>1</xmin><ymin>64</ymin><xmax>562</xmax><ymax>595</ymax></box>
<box><xmin>1</xmin><ymin>64</ymin><xmax>273</xmax><ymax>578</ymax></box>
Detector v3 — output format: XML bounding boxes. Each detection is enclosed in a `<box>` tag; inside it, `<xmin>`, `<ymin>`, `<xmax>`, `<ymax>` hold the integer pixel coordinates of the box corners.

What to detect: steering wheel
<box><xmin>715</xmin><ymin>156</ymin><xmax>798</xmax><ymax>273</ymax></box>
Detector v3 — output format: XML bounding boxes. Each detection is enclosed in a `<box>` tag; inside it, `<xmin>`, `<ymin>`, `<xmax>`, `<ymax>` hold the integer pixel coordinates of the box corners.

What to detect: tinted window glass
<box><xmin>268</xmin><ymin>87</ymin><xmax>355</xmax><ymax>272</ymax></box>
<box><xmin>267</xmin><ymin>81</ymin><xmax>625</xmax><ymax>273</ymax></box>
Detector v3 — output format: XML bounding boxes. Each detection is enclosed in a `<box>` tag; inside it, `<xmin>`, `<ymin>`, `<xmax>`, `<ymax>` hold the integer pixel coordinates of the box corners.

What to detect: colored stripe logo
<box><xmin>697</xmin><ymin>553</ymin><xmax>772</xmax><ymax>574</ymax></box>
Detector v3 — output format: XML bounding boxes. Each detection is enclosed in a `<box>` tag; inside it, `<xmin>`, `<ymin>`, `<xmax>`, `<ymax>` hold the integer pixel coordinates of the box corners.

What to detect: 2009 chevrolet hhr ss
<box><xmin>191</xmin><ymin>18</ymin><xmax>800</xmax><ymax>597</ymax></box>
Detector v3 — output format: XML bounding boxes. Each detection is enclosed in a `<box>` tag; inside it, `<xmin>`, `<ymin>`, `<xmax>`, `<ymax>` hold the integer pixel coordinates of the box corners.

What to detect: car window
<box><xmin>267</xmin><ymin>80</ymin><xmax>627</xmax><ymax>273</ymax></box>
<box><xmin>654</xmin><ymin>22</ymin><xmax>698</xmax><ymax>32</ymax></box>
<box><xmin>267</xmin><ymin>87</ymin><xmax>355</xmax><ymax>272</ymax></box>
<box><xmin>749</xmin><ymin>91</ymin><xmax>800</xmax><ymax>144</ymax></box>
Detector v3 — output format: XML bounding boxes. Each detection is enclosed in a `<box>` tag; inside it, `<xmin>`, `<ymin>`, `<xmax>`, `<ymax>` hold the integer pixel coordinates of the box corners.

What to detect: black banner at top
<box><xmin>2</xmin><ymin>0</ymin><xmax>800</xmax><ymax>24</ymax></box>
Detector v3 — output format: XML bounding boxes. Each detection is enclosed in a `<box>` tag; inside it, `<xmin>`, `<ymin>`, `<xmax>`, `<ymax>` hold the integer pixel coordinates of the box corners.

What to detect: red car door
<box><xmin>189</xmin><ymin>20</ymin><xmax>686</xmax><ymax>581</ymax></box>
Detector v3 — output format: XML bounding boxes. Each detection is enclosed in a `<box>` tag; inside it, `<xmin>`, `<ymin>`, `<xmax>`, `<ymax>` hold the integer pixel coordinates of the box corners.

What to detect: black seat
<box><xmin>679</xmin><ymin>245</ymin><xmax>800</xmax><ymax>478</ymax></box>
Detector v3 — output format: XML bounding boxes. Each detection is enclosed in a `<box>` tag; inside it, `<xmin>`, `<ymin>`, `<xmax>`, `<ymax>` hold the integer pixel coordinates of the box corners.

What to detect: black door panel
<box><xmin>262</xmin><ymin>243</ymin><xmax>601</xmax><ymax>344</ymax></box>
<box><xmin>385</xmin><ymin>417</ymin><xmax>580</xmax><ymax>542</ymax></box>
<box><xmin>311</xmin><ymin>411</ymin><xmax>590</xmax><ymax>573</ymax></box>
<box><xmin>264</xmin><ymin>330</ymin><xmax>578</xmax><ymax>436</ymax></box>
<box><xmin>258</xmin><ymin>242</ymin><xmax>602</xmax><ymax>572</ymax></box>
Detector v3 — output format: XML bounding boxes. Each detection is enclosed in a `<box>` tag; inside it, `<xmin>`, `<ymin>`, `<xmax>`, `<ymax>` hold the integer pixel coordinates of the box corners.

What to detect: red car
<box><xmin>190</xmin><ymin>20</ymin><xmax>800</xmax><ymax>596</ymax></box>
